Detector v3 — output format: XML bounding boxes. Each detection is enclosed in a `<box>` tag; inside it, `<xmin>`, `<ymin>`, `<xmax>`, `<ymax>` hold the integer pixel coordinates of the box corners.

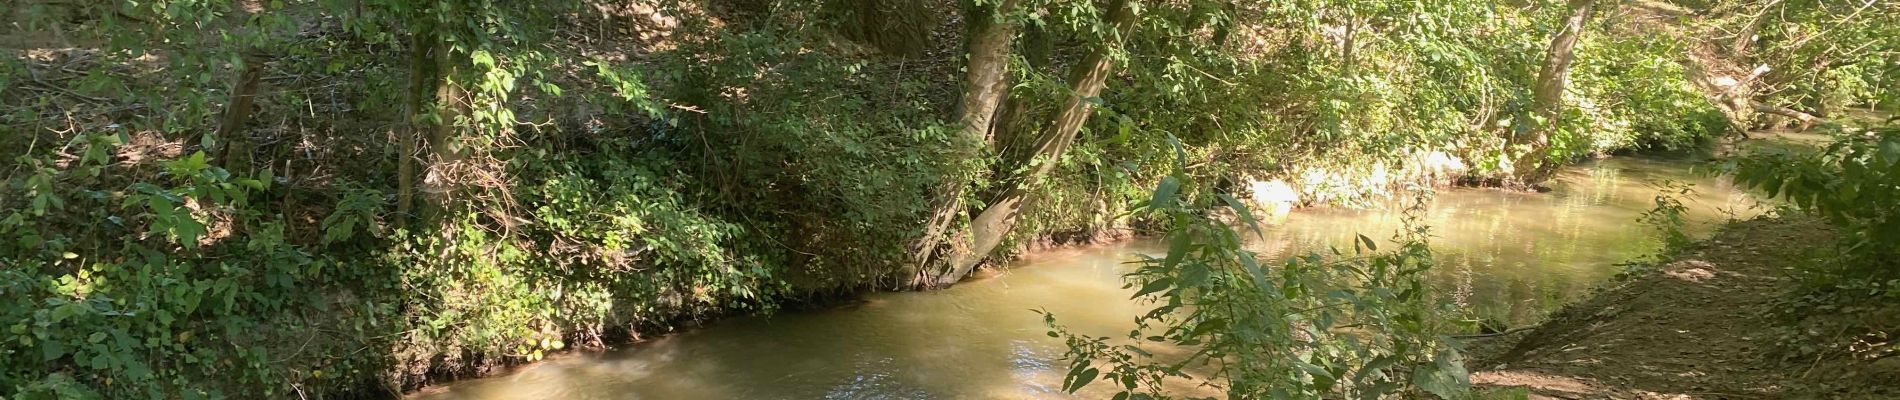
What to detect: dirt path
<box><xmin>1464</xmin><ymin>217</ymin><xmax>1897</xmax><ymax>399</ymax></box>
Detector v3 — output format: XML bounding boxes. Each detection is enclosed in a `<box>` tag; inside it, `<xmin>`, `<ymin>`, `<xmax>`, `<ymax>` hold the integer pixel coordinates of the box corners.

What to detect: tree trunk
<box><xmin>909</xmin><ymin>0</ymin><xmax>1021</xmax><ymax>286</ymax></box>
<box><xmin>210</xmin><ymin>4</ymin><xmax>267</xmax><ymax>173</ymax></box>
<box><xmin>421</xmin><ymin>33</ymin><xmax>468</xmax><ymax>224</ymax></box>
<box><xmin>1512</xmin><ymin>0</ymin><xmax>1595</xmax><ymax>185</ymax></box>
<box><xmin>928</xmin><ymin>0</ymin><xmax>1137</xmax><ymax>286</ymax></box>
<box><xmin>215</xmin><ymin>52</ymin><xmax>265</xmax><ymax>172</ymax></box>
<box><xmin>396</xmin><ymin>28</ymin><xmax>438</xmax><ymax>228</ymax></box>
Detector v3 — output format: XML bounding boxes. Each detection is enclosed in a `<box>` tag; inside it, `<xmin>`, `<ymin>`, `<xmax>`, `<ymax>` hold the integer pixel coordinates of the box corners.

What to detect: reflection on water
<box><xmin>414</xmin><ymin>156</ymin><xmax>1759</xmax><ymax>400</ymax></box>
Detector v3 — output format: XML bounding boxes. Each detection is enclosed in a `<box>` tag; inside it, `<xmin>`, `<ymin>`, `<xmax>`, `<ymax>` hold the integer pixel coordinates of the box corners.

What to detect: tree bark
<box><xmin>1751</xmin><ymin>100</ymin><xmax>1825</xmax><ymax>130</ymax></box>
<box><xmin>909</xmin><ymin>0</ymin><xmax>1022</xmax><ymax>286</ymax></box>
<box><xmin>929</xmin><ymin>0</ymin><xmax>1138</xmax><ymax>286</ymax></box>
<box><xmin>421</xmin><ymin>32</ymin><xmax>468</xmax><ymax>224</ymax></box>
<box><xmin>215</xmin><ymin>52</ymin><xmax>265</xmax><ymax>171</ymax></box>
<box><xmin>396</xmin><ymin>28</ymin><xmax>438</xmax><ymax>228</ymax></box>
<box><xmin>954</xmin><ymin>0</ymin><xmax>1021</xmax><ymax>146</ymax></box>
<box><xmin>1512</xmin><ymin>0</ymin><xmax>1595</xmax><ymax>185</ymax></box>
<box><xmin>210</xmin><ymin>4</ymin><xmax>267</xmax><ymax>172</ymax></box>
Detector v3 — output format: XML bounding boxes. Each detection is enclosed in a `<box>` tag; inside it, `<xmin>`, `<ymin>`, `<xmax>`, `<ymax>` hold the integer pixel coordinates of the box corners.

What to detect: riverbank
<box><xmin>1465</xmin><ymin>217</ymin><xmax>1900</xmax><ymax>398</ymax></box>
<box><xmin>403</xmin><ymin>154</ymin><xmax>1761</xmax><ymax>398</ymax></box>
<box><xmin>8</xmin><ymin>0</ymin><xmax>1856</xmax><ymax>397</ymax></box>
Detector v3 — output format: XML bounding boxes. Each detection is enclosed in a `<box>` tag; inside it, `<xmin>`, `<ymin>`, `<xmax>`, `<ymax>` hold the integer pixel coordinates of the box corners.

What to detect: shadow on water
<box><xmin>414</xmin><ymin>155</ymin><xmax>1762</xmax><ymax>399</ymax></box>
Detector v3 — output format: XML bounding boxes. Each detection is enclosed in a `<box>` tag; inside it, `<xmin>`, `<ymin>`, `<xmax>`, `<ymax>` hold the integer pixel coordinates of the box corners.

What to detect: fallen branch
<box><xmin>1453</xmin><ymin>326</ymin><xmax>1535</xmax><ymax>339</ymax></box>
<box><xmin>1751</xmin><ymin>101</ymin><xmax>1825</xmax><ymax>130</ymax></box>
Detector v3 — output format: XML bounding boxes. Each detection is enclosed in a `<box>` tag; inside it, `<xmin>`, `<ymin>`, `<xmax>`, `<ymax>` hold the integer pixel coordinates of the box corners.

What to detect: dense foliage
<box><xmin>1043</xmin><ymin>164</ymin><xmax>1469</xmax><ymax>398</ymax></box>
<box><xmin>0</xmin><ymin>0</ymin><xmax>1883</xmax><ymax>397</ymax></box>
<box><xmin>1728</xmin><ymin>122</ymin><xmax>1900</xmax><ymax>283</ymax></box>
<box><xmin>1721</xmin><ymin>119</ymin><xmax>1899</xmax><ymax>387</ymax></box>
<box><xmin>1704</xmin><ymin>0</ymin><xmax>1899</xmax><ymax>123</ymax></box>
<box><xmin>1704</xmin><ymin>0</ymin><xmax>1899</xmax><ymax>286</ymax></box>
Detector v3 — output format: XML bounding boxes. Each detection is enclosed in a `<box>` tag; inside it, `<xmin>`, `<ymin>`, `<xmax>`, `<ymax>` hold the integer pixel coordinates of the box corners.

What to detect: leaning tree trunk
<box><xmin>1512</xmin><ymin>0</ymin><xmax>1595</xmax><ymax>185</ymax></box>
<box><xmin>909</xmin><ymin>0</ymin><xmax>1022</xmax><ymax>287</ymax></box>
<box><xmin>927</xmin><ymin>0</ymin><xmax>1138</xmax><ymax>286</ymax></box>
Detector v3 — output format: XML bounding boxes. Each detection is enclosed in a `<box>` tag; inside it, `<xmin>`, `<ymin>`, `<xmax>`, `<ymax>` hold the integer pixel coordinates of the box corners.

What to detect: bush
<box><xmin>1042</xmin><ymin>162</ymin><xmax>1468</xmax><ymax>399</ymax></box>
<box><xmin>1726</xmin><ymin>121</ymin><xmax>1900</xmax><ymax>383</ymax></box>
<box><xmin>0</xmin><ymin>132</ymin><xmax>791</xmax><ymax>399</ymax></box>
<box><xmin>1727</xmin><ymin>122</ymin><xmax>1900</xmax><ymax>283</ymax></box>
<box><xmin>1</xmin><ymin>141</ymin><xmax>397</xmax><ymax>398</ymax></box>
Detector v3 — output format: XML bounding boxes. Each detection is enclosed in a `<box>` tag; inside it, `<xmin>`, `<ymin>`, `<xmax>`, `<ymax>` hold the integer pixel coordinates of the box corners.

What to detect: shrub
<box><xmin>1042</xmin><ymin>156</ymin><xmax>1468</xmax><ymax>399</ymax></box>
<box><xmin>1727</xmin><ymin>122</ymin><xmax>1900</xmax><ymax>283</ymax></box>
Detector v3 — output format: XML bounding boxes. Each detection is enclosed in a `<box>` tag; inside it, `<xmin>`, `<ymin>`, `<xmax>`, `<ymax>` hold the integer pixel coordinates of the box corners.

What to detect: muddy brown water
<box><xmin>414</xmin><ymin>156</ymin><xmax>1762</xmax><ymax>399</ymax></box>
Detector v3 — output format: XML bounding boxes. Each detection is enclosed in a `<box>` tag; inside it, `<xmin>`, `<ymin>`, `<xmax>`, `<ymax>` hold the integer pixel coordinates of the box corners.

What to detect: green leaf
<box><xmin>1218</xmin><ymin>193</ymin><xmax>1264</xmax><ymax>238</ymax></box>
<box><xmin>1065</xmin><ymin>367</ymin><xmax>1100</xmax><ymax>393</ymax></box>
<box><xmin>1412</xmin><ymin>351</ymin><xmax>1471</xmax><ymax>399</ymax></box>
<box><xmin>1880</xmin><ymin>138</ymin><xmax>1900</xmax><ymax>167</ymax></box>
<box><xmin>1133</xmin><ymin>277</ymin><xmax>1175</xmax><ymax>298</ymax></box>
<box><xmin>237</xmin><ymin>178</ymin><xmax>267</xmax><ymax>191</ymax></box>
<box><xmin>1238</xmin><ymin>252</ymin><xmax>1270</xmax><ymax>289</ymax></box>
<box><xmin>1358</xmin><ymin>382</ymin><xmax>1403</xmax><ymax>400</ymax></box>
<box><xmin>1164</xmin><ymin>233</ymin><xmax>1190</xmax><ymax>266</ymax></box>
<box><xmin>1180</xmin><ymin>262</ymin><xmax>1209</xmax><ymax>287</ymax></box>
<box><xmin>40</xmin><ymin>340</ymin><xmax>65</xmax><ymax>361</ymax></box>
<box><xmin>1164</xmin><ymin>133</ymin><xmax>1187</xmax><ymax>167</ymax></box>
<box><xmin>1115</xmin><ymin>115</ymin><xmax>1133</xmax><ymax>143</ymax></box>
<box><xmin>1188</xmin><ymin>318</ymin><xmax>1228</xmax><ymax>337</ymax></box>
<box><xmin>1297</xmin><ymin>360</ymin><xmax>1336</xmax><ymax>390</ymax></box>
<box><xmin>1151</xmin><ymin>176</ymin><xmax>1181</xmax><ymax>210</ymax></box>
<box><xmin>186</xmin><ymin>151</ymin><xmax>208</xmax><ymax>170</ymax></box>
<box><xmin>1353</xmin><ymin>355</ymin><xmax>1398</xmax><ymax>384</ymax></box>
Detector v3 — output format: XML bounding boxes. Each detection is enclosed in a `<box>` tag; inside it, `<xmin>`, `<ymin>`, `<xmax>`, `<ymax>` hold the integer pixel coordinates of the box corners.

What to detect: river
<box><xmin>413</xmin><ymin>155</ymin><xmax>1761</xmax><ymax>399</ymax></box>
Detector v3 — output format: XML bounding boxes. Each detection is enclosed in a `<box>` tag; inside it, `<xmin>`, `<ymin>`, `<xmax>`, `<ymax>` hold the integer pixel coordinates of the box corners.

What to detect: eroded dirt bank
<box><xmin>1465</xmin><ymin>217</ymin><xmax>1899</xmax><ymax>399</ymax></box>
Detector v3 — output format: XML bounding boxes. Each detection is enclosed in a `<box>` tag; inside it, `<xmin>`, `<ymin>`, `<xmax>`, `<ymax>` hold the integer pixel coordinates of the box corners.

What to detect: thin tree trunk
<box><xmin>931</xmin><ymin>0</ymin><xmax>1137</xmax><ymax>286</ymax></box>
<box><xmin>1513</xmin><ymin>0</ymin><xmax>1595</xmax><ymax>185</ymax></box>
<box><xmin>215</xmin><ymin>52</ymin><xmax>265</xmax><ymax>171</ymax></box>
<box><xmin>396</xmin><ymin>28</ymin><xmax>437</xmax><ymax>227</ymax></box>
<box><xmin>1342</xmin><ymin>16</ymin><xmax>1358</xmax><ymax>74</ymax></box>
<box><xmin>210</xmin><ymin>5</ymin><xmax>266</xmax><ymax>172</ymax></box>
<box><xmin>909</xmin><ymin>0</ymin><xmax>1021</xmax><ymax>286</ymax></box>
<box><xmin>422</xmin><ymin>33</ymin><xmax>468</xmax><ymax>224</ymax></box>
